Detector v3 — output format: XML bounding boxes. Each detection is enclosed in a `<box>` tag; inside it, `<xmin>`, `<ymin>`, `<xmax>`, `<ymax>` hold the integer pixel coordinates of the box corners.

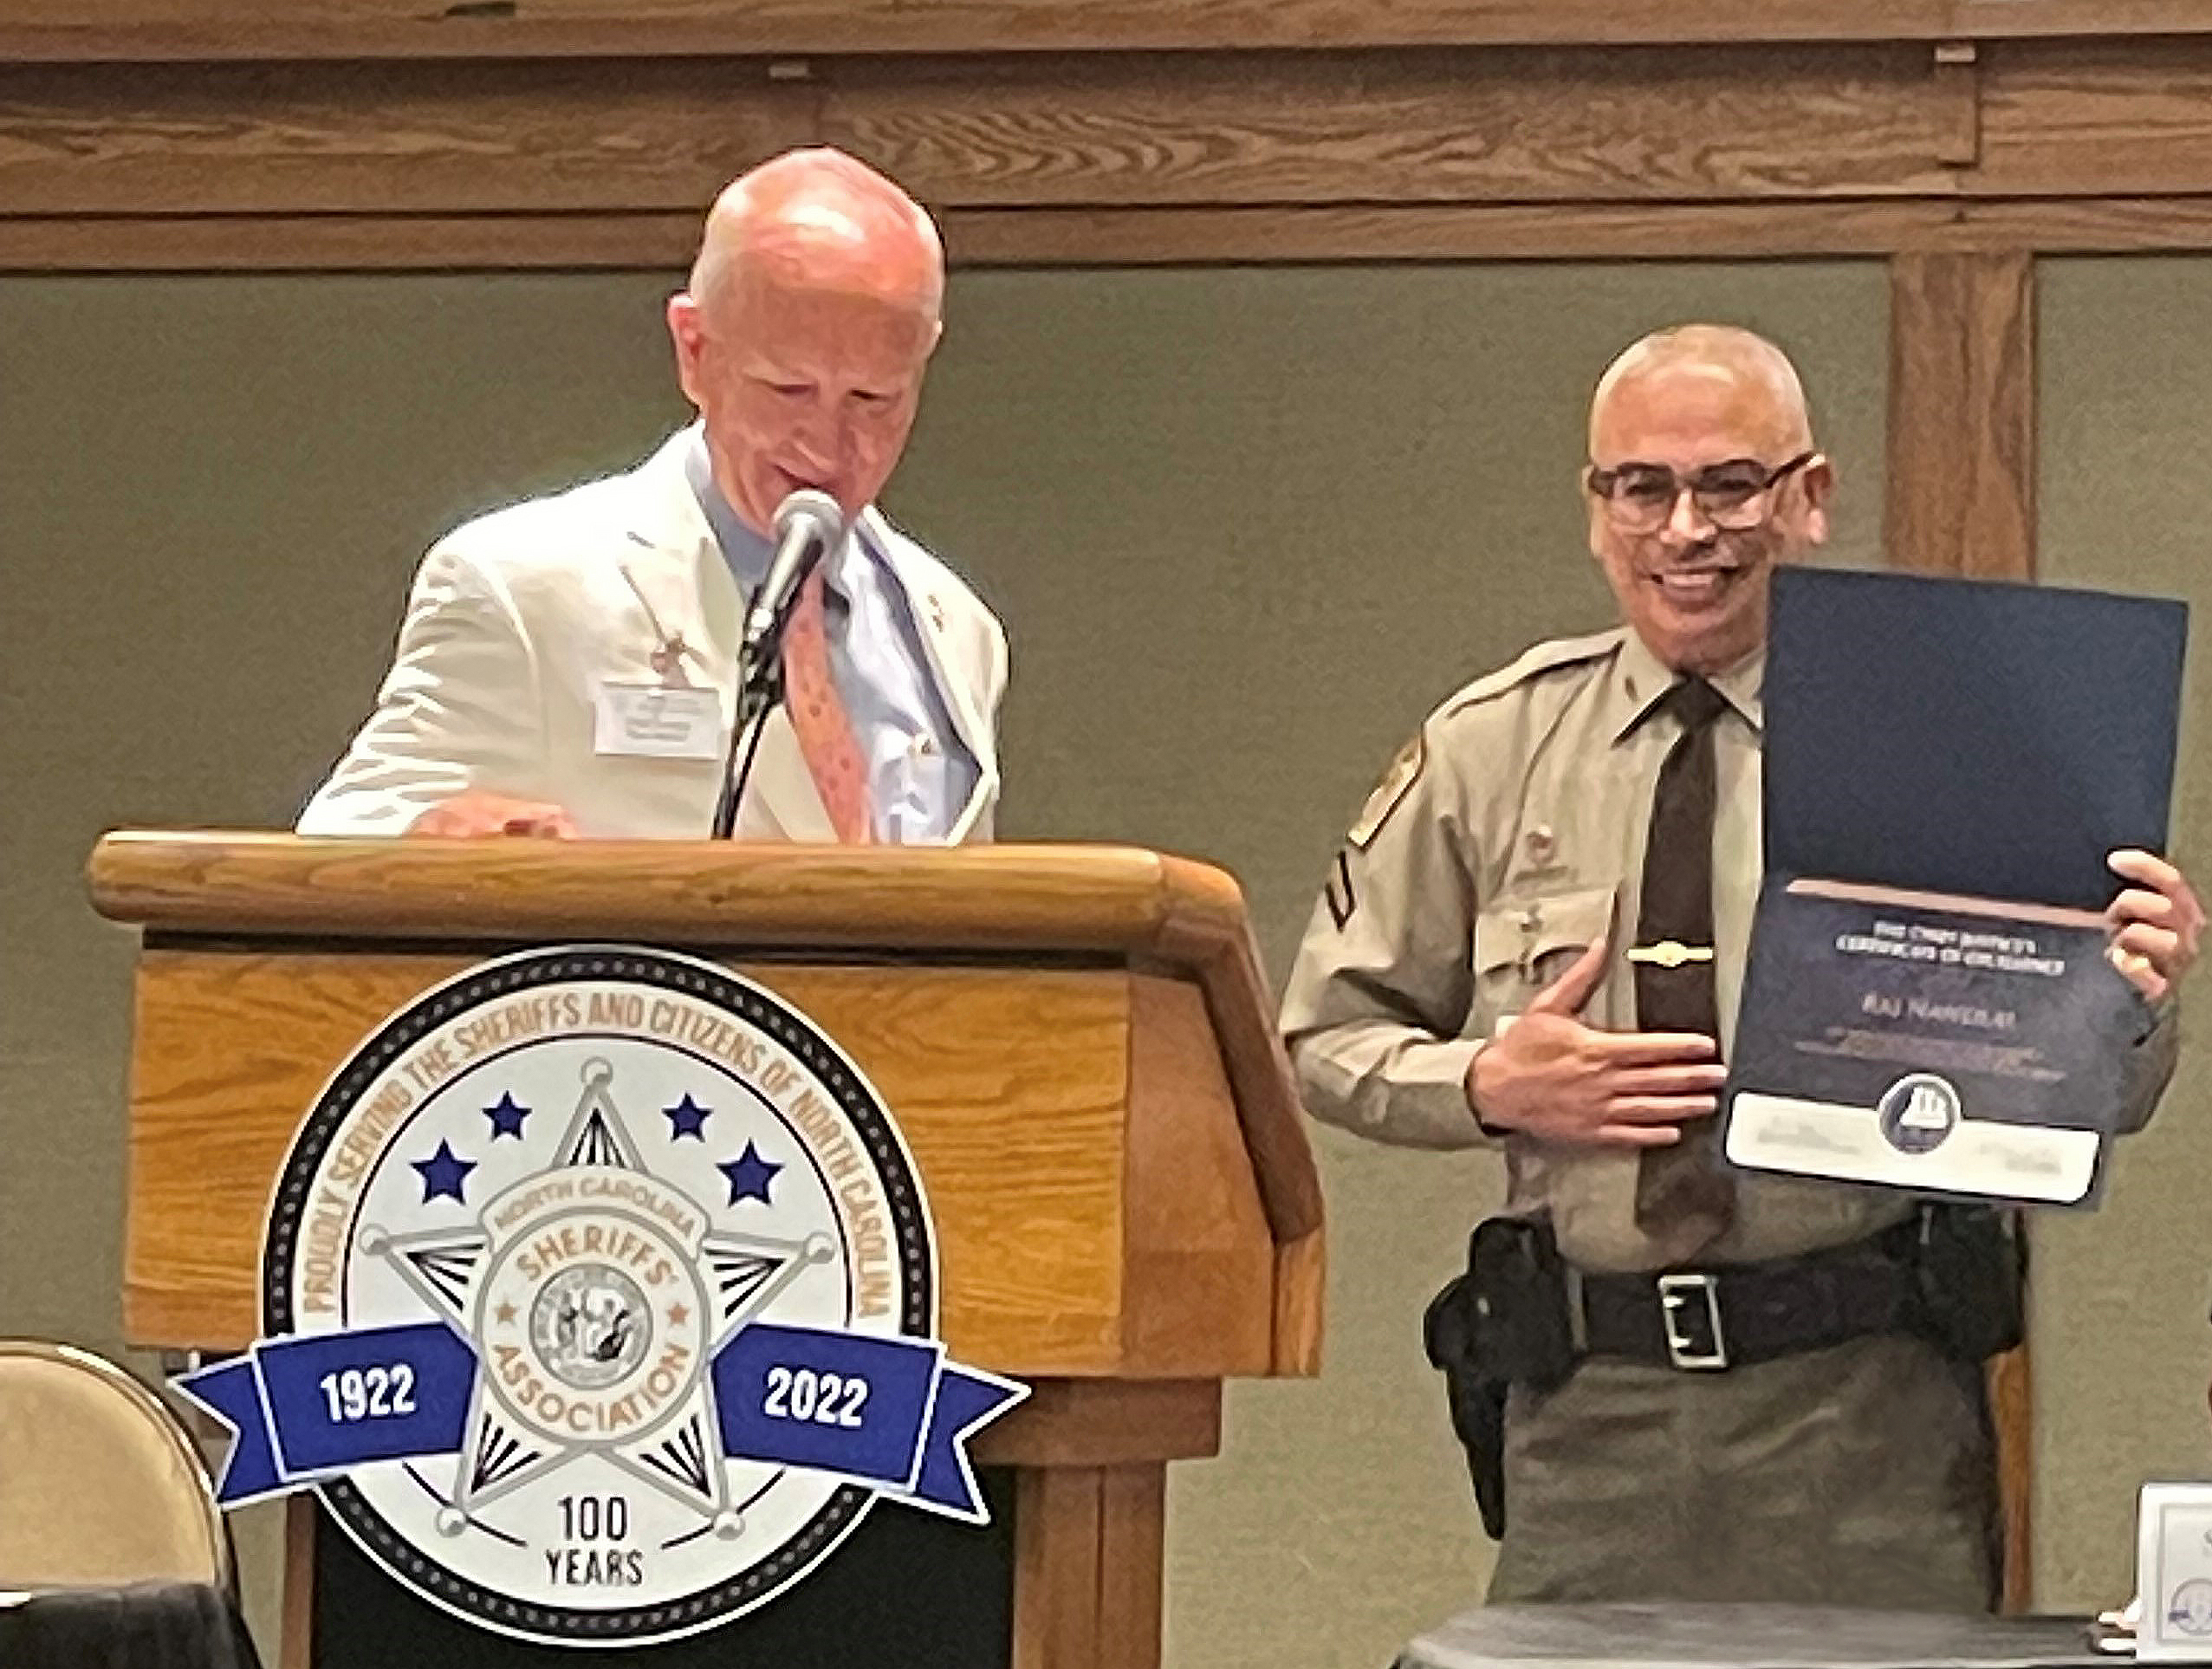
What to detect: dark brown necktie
<box><xmin>1631</xmin><ymin>676</ymin><xmax>1736</xmax><ymax>1258</ymax></box>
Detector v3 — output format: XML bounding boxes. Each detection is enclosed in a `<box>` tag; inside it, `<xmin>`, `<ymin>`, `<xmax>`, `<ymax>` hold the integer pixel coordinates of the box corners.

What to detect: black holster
<box><xmin>1421</xmin><ymin>1272</ymin><xmax>1507</xmax><ymax>1539</ymax></box>
<box><xmin>1910</xmin><ymin>1202</ymin><xmax>2027</xmax><ymax>1364</ymax></box>
<box><xmin>1421</xmin><ymin>1217</ymin><xmax>1578</xmax><ymax>1539</ymax></box>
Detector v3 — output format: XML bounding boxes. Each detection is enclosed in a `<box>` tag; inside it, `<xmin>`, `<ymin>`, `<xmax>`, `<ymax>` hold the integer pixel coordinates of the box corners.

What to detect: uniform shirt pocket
<box><xmin>1469</xmin><ymin>883</ymin><xmax>1618</xmax><ymax>1033</ymax></box>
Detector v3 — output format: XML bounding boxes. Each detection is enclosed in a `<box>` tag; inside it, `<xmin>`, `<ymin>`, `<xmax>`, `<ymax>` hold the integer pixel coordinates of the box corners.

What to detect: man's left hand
<box><xmin>2106</xmin><ymin>848</ymin><xmax>2203</xmax><ymax>1003</ymax></box>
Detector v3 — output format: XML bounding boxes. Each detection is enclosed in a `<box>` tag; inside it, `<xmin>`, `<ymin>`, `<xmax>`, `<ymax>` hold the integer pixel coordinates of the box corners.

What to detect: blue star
<box><xmin>483</xmin><ymin>1092</ymin><xmax>531</xmax><ymax>1140</ymax></box>
<box><xmin>412</xmin><ymin>1140</ymin><xmax>477</xmax><ymax>1205</ymax></box>
<box><xmin>717</xmin><ymin>1142</ymin><xmax>782</xmax><ymax>1207</ymax></box>
<box><xmin>663</xmin><ymin>1094</ymin><xmax>713</xmax><ymax>1141</ymax></box>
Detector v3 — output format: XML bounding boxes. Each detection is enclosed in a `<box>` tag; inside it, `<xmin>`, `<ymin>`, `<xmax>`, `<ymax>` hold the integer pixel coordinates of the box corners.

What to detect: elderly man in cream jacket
<box><xmin>299</xmin><ymin>148</ymin><xmax>1005</xmax><ymax>845</ymax></box>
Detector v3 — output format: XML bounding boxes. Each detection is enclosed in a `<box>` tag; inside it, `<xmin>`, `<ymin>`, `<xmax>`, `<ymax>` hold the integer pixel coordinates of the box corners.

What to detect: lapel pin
<box><xmin>650</xmin><ymin>632</ymin><xmax>691</xmax><ymax>683</ymax></box>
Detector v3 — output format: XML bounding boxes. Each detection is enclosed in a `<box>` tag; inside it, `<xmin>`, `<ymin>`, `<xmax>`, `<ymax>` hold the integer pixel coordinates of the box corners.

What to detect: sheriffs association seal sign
<box><xmin>177</xmin><ymin>946</ymin><xmax>1025</xmax><ymax>1647</ymax></box>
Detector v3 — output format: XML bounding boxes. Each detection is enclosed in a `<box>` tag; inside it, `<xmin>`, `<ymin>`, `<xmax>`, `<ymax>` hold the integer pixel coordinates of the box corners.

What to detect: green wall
<box><xmin>2034</xmin><ymin>257</ymin><xmax>2212</xmax><ymax>1612</ymax></box>
<box><xmin>2</xmin><ymin>259</ymin><xmax>2040</xmax><ymax>1666</ymax></box>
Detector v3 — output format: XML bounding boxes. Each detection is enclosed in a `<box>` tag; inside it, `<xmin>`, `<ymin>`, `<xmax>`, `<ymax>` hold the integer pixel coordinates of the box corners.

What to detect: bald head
<box><xmin>1581</xmin><ymin>321</ymin><xmax>1832</xmax><ymax>675</ymax></box>
<box><xmin>1590</xmin><ymin>323</ymin><xmax>1813</xmax><ymax>456</ymax></box>
<box><xmin>667</xmin><ymin>150</ymin><xmax>945</xmax><ymax>536</ymax></box>
<box><xmin>689</xmin><ymin>148</ymin><xmax>944</xmax><ymax>327</ymax></box>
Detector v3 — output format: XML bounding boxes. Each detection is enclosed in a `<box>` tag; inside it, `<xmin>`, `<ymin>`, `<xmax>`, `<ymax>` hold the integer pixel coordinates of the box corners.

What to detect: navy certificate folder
<box><xmin>1721</xmin><ymin>565</ymin><xmax>2187</xmax><ymax>1207</ymax></box>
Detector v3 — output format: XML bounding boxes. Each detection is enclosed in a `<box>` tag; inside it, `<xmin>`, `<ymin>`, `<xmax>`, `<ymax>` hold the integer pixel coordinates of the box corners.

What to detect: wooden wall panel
<box><xmin>0</xmin><ymin>61</ymin><xmax>815</xmax><ymax>216</ymax></box>
<box><xmin>11</xmin><ymin>14</ymin><xmax>2212</xmax><ymax>269</ymax></box>
<box><xmin>1978</xmin><ymin>40</ymin><xmax>2212</xmax><ymax>198</ymax></box>
<box><xmin>0</xmin><ymin>45</ymin><xmax>1958</xmax><ymax>219</ymax></box>
<box><xmin>823</xmin><ymin>47</ymin><xmax>1962</xmax><ymax>208</ymax></box>
<box><xmin>10</xmin><ymin>1</ymin><xmax>2212</xmax><ymax>62</ymax></box>
<box><xmin>1884</xmin><ymin>250</ymin><xmax>2037</xmax><ymax>580</ymax></box>
<box><xmin>13</xmin><ymin>33</ymin><xmax>2212</xmax><ymax>263</ymax></box>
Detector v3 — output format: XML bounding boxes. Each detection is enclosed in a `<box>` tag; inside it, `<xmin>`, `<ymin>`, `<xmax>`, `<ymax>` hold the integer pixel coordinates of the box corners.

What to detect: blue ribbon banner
<box><xmin>177</xmin><ymin>1321</ymin><xmax>1024</xmax><ymax>1520</ymax></box>
<box><xmin>710</xmin><ymin>1323</ymin><xmax>1023</xmax><ymax>1522</ymax></box>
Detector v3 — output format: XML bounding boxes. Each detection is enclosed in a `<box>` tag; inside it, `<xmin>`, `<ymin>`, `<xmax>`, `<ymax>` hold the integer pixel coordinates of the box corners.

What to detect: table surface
<box><xmin>1398</xmin><ymin>1606</ymin><xmax>2116</xmax><ymax>1669</ymax></box>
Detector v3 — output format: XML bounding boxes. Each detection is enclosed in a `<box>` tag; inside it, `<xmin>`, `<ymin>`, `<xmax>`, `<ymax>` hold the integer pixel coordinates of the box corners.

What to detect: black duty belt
<box><xmin>1577</xmin><ymin>1228</ymin><xmax>1925</xmax><ymax>1373</ymax></box>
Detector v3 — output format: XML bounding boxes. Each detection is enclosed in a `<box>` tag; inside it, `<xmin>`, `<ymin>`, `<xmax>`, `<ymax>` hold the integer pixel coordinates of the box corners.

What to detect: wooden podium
<box><xmin>88</xmin><ymin>833</ymin><xmax>1323</xmax><ymax>1669</ymax></box>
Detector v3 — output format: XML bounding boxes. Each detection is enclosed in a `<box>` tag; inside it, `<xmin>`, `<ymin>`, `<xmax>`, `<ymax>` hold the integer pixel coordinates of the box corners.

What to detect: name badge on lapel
<box><xmin>594</xmin><ymin>680</ymin><xmax>724</xmax><ymax>761</ymax></box>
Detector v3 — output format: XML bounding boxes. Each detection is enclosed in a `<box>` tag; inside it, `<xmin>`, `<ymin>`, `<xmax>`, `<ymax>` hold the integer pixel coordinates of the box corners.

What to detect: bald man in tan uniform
<box><xmin>1281</xmin><ymin>326</ymin><xmax>2202</xmax><ymax>1607</ymax></box>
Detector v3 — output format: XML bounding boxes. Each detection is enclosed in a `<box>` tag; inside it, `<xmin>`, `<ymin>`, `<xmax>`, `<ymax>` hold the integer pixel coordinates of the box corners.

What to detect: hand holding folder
<box><xmin>1722</xmin><ymin>565</ymin><xmax>2192</xmax><ymax>1207</ymax></box>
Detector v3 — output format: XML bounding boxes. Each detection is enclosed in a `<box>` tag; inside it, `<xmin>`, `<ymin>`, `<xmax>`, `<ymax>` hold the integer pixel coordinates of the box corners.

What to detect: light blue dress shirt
<box><xmin>685</xmin><ymin>440</ymin><xmax>977</xmax><ymax>841</ymax></box>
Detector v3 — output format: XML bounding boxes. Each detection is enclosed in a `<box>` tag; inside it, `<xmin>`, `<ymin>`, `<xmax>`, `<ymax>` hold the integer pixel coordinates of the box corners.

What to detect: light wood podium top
<box><xmin>89</xmin><ymin>834</ymin><xmax>1247</xmax><ymax>959</ymax></box>
<box><xmin>90</xmin><ymin>833</ymin><xmax>1324</xmax><ymax>1380</ymax></box>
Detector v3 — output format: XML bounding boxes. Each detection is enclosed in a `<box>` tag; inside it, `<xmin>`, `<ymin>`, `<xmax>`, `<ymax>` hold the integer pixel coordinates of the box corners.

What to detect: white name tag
<box><xmin>593</xmin><ymin>681</ymin><xmax>724</xmax><ymax>761</ymax></box>
<box><xmin>878</xmin><ymin>754</ymin><xmax>952</xmax><ymax>844</ymax></box>
<box><xmin>2137</xmin><ymin>1483</ymin><xmax>2212</xmax><ymax>1659</ymax></box>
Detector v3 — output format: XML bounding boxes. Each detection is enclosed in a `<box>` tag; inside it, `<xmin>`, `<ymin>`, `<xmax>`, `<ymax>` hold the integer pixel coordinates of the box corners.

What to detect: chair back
<box><xmin>0</xmin><ymin>1340</ymin><xmax>228</xmax><ymax>1589</ymax></box>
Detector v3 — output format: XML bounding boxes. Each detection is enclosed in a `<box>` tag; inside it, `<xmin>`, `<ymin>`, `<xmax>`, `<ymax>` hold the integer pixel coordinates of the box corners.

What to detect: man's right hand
<box><xmin>1466</xmin><ymin>937</ymin><xmax>1724</xmax><ymax>1146</ymax></box>
<box><xmin>408</xmin><ymin>790</ymin><xmax>579</xmax><ymax>840</ymax></box>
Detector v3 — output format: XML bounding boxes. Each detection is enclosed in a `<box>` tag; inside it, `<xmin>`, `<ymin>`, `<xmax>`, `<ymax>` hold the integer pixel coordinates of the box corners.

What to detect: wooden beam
<box><xmin>821</xmin><ymin>46</ymin><xmax>1961</xmax><ymax>209</ymax></box>
<box><xmin>0</xmin><ymin>204</ymin><xmax>1965</xmax><ymax>275</ymax></box>
<box><xmin>1013</xmin><ymin>1468</ymin><xmax>1102</xmax><ymax>1669</ymax></box>
<box><xmin>1883</xmin><ymin>246</ymin><xmax>2039</xmax><ymax>1611</ymax></box>
<box><xmin>1096</xmin><ymin>1466</ymin><xmax>1166</xmax><ymax>1669</ymax></box>
<box><xmin>14</xmin><ymin>37</ymin><xmax>2212</xmax><ymax>271</ymax></box>
<box><xmin>0</xmin><ymin>46</ymin><xmax>1961</xmax><ymax>220</ymax></box>
<box><xmin>25</xmin><ymin>197</ymin><xmax>2212</xmax><ymax>273</ymax></box>
<box><xmin>1936</xmin><ymin>196</ymin><xmax>2212</xmax><ymax>253</ymax></box>
<box><xmin>1978</xmin><ymin>39</ymin><xmax>2212</xmax><ymax>199</ymax></box>
<box><xmin>0</xmin><ymin>60</ymin><xmax>818</xmax><ymax>217</ymax></box>
<box><xmin>1988</xmin><ymin>1342</ymin><xmax>2036</xmax><ymax>1614</ymax></box>
<box><xmin>10</xmin><ymin>1</ymin><xmax>2212</xmax><ymax>64</ymax></box>
<box><xmin>973</xmin><ymin>1380</ymin><xmax>1222</xmax><ymax>1470</ymax></box>
<box><xmin>0</xmin><ymin>212</ymin><xmax>705</xmax><ymax>272</ymax></box>
<box><xmin>985</xmin><ymin>195</ymin><xmax>2212</xmax><ymax>262</ymax></box>
<box><xmin>280</xmin><ymin>1498</ymin><xmax>315</xmax><ymax>1669</ymax></box>
<box><xmin>1008</xmin><ymin>1463</ymin><xmax>1164</xmax><ymax>1669</ymax></box>
<box><xmin>1884</xmin><ymin>250</ymin><xmax>2036</xmax><ymax>580</ymax></box>
<box><xmin>16</xmin><ymin>39</ymin><xmax>2212</xmax><ymax>242</ymax></box>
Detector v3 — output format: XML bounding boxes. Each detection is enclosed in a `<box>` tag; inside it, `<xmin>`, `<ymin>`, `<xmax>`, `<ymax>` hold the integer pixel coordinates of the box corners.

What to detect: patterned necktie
<box><xmin>1631</xmin><ymin>676</ymin><xmax>1735</xmax><ymax>1258</ymax></box>
<box><xmin>778</xmin><ymin>566</ymin><xmax>874</xmax><ymax>844</ymax></box>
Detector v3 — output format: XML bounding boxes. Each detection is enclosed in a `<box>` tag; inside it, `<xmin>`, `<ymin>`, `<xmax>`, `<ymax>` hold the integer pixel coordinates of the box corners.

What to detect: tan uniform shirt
<box><xmin>1281</xmin><ymin>627</ymin><xmax>2176</xmax><ymax>1276</ymax></box>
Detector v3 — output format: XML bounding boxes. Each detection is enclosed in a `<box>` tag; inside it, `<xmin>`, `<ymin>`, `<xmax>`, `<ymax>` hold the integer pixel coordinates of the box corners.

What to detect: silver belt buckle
<box><xmin>1657</xmin><ymin>1272</ymin><xmax>1728</xmax><ymax>1370</ymax></box>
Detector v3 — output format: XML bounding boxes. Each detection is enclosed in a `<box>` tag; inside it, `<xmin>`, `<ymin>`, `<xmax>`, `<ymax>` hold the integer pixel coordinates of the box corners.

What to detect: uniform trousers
<box><xmin>1489</xmin><ymin>1332</ymin><xmax>2000</xmax><ymax>1609</ymax></box>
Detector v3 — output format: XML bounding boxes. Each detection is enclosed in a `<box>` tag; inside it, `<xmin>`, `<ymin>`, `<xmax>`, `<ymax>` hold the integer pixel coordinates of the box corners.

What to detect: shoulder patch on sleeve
<box><xmin>1347</xmin><ymin>731</ymin><xmax>1425</xmax><ymax>850</ymax></box>
<box><xmin>1445</xmin><ymin>627</ymin><xmax>1626</xmax><ymax>712</ymax></box>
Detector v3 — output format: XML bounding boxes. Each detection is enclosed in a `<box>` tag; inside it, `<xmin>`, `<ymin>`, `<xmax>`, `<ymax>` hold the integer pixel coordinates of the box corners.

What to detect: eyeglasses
<box><xmin>1586</xmin><ymin>450</ymin><xmax>1818</xmax><ymax>533</ymax></box>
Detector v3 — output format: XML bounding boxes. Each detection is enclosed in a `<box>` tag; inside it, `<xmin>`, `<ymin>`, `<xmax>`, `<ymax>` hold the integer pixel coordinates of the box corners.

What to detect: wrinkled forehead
<box><xmin>1589</xmin><ymin>359</ymin><xmax>1806</xmax><ymax>468</ymax></box>
<box><xmin>717</xmin><ymin>268</ymin><xmax>939</xmax><ymax>380</ymax></box>
<box><xmin>730</xmin><ymin>222</ymin><xmax>936</xmax><ymax>312</ymax></box>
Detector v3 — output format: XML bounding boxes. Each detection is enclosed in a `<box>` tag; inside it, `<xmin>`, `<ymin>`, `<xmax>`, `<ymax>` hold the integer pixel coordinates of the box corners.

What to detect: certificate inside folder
<box><xmin>1722</xmin><ymin>566</ymin><xmax>2187</xmax><ymax>1207</ymax></box>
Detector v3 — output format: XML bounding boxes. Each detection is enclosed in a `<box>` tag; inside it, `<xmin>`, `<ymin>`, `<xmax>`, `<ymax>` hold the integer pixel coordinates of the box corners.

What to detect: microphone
<box><xmin>713</xmin><ymin>487</ymin><xmax>847</xmax><ymax>839</ymax></box>
<box><xmin>741</xmin><ymin>489</ymin><xmax>846</xmax><ymax>665</ymax></box>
